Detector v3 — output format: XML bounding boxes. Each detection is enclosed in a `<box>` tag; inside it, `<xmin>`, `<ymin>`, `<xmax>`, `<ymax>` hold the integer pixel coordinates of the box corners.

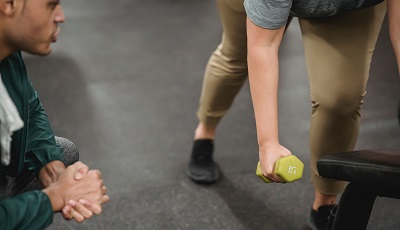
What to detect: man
<box><xmin>0</xmin><ymin>0</ymin><xmax>109</xmax><ymax>229</ymax></box>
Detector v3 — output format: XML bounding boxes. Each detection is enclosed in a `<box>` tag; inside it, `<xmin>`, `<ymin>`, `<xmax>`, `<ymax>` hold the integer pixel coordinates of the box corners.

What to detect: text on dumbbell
<box><xmin>288</xmin><ymin>166</ymin><xmax>296</xmax><ymax>174</ymax></box>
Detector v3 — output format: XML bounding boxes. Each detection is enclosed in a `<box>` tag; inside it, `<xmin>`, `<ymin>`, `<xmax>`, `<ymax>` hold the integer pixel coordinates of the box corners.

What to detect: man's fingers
<box><xmin>69</xmin><ymin>200</ymin><xmax>93</xmax><ymax>219</ymax></box>
<box><xmin>69</xmin><ymin>208</ymin><xmax>84</xmax><ymax>223</ymax></box>
<box><xmin>74</xmin><ymin>165</ymin><xmax>89</xmax><ymax>180</ymax></box>
<box><xmin>81</xmin><ymin>200</ymin><xmax>102</xmax><ymax>215</ymax></box>
<box><xmin>102</xmin><ymin>186</ymin><xmax>107</xmax><ymax>194</ymax></box>
<box><xmin>62</xmin><ymin>205</ymin><xmax>73</xmax><ymax>221</ymax></box>
<box><xmin>101</xmin><ymin>195</ymin><xmax>110</xmax><ymax>204</ymax></box>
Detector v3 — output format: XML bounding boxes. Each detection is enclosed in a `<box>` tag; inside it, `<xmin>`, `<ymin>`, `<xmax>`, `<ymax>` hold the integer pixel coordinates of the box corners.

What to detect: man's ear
<box><xmin>0</xmin><ymin>0</ymin><xmax>18</xmax><ymax>16</ymax></box>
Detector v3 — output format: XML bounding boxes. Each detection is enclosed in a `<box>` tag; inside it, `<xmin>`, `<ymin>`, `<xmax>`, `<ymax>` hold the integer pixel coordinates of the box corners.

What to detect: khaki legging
<box><xmin>197</xmin><ymin>0</ymin><xmax>386</xmax><ymax>195</ymax></box>
<box><xmin>300</xmin><ymin>2</ymin><xmax>387</xmax><ymax>195</ymax></box>
<box><xmin>196</xmin><ymin>0</ymin><xmax>248</xmax><ymax>127</ymax></box>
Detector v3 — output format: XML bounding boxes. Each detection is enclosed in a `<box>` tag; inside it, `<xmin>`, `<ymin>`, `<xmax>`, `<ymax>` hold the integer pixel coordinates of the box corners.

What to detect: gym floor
<box><xmin>25</xmin><ymin>0</ymin><xmax>400</xmax><ymax>229</ymax></box>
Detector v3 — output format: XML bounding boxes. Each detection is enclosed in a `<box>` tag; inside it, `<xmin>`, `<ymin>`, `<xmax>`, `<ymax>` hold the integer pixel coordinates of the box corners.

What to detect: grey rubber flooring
<box><xmin>22</xmin><ymin>0</ymin><xmax>400</xmax><ymax>229</ymax></box>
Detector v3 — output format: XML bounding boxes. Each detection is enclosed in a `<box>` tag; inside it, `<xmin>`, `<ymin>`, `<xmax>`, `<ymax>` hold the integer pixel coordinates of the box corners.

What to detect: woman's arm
<box><xmin>246</xmin><ymin>18</ymin><xmax>291</xmax><ymax>182</ymax></box>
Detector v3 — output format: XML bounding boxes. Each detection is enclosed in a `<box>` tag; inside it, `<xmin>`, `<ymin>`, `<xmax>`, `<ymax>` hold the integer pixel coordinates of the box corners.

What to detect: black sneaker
<box><xmin>187</xmin><ymin>139</ymin><xmax>219</xmax><ymax>183</ymax></box>
<box><xmin>308</xmin><ymin>204</ymin><xmax>337</xmax><ymax>230</ymax></box>
<box><xmin>325</xmin><ymin>205</ymin><xmax>337</xmax><ymax>230</ymax></box>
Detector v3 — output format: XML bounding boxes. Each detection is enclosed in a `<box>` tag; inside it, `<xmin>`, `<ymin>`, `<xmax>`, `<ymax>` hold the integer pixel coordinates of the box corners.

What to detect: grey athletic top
<box><xmin>244</xmin><ymin>0</ymin><xmax>384</xmax><ymax>29</ymax></box>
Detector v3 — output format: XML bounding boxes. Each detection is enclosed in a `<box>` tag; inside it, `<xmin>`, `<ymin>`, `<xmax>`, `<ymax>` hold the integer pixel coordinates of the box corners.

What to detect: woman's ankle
<box><xmin>312</xmin><ymin>191</ymin><xmax>337</xmax><ymax>211</ymax></box>
<box><xmin>194</xmin><ymin>123</ymin><xmax>216</xmax><ymax>140</ymax></box>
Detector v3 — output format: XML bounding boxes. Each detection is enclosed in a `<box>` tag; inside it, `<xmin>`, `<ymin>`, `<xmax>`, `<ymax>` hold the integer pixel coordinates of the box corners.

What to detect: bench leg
<box><xmin>332</xmin><ymin>183</ymin><xmax>377</xmax><ymax>230</ymax></box>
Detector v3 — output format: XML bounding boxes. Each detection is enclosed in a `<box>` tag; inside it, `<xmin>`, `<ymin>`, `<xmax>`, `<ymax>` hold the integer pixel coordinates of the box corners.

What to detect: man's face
<box><xmin>6</xmin><ymin>0</ymin><xmax>65</xmax><ymax>56</ymax></box>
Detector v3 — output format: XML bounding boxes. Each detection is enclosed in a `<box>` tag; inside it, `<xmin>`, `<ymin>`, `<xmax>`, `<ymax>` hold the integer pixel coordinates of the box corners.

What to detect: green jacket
<box><xmin>0</xmin><ymin>52</ymin><xmax>64</xmax><ymax>229</ymax></box>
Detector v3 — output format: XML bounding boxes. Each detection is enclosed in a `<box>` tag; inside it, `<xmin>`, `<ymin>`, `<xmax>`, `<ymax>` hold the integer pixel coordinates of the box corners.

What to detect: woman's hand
<box><xmin>258</xmin><ymin>142</ymin><xmax>292</xmax><ymax>183</ymax></box>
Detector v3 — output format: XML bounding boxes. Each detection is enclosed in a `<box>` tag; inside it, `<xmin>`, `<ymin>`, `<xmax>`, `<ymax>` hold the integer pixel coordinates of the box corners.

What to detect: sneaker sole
<box><xmin>187</xmin><ymin>168</ymin><xmax>220</xmax><ymax>184</ymax></box>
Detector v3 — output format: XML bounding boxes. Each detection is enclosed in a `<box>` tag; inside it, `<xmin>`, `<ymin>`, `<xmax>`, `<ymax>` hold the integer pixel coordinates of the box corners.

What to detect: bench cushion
<box><xmin>317</xmin><ymin>149</ymin><xmax>400</xmax><ymax>188</ymax></box>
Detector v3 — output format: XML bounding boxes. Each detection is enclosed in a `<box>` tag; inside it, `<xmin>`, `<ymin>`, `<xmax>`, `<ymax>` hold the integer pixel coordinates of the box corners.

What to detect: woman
<box><xmin>188</xmin><ymin>0</ymin><xmax>292</xmax><ymax>184</ymax></box>
<box><xmin>245</xmin><ymin>0</ymin><xmax>399</xmax><ymax>229</ymax></box>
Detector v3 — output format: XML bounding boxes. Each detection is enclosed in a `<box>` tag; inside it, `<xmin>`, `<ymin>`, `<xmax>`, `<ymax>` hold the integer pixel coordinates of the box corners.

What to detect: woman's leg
<box><xmin>194</xmin><ymin>0</ymin><xmax>248</xmax><ymax>139</ymax></box>
<box><xmin>188</xmin><ymin>0</ymin><xmax>248</xmax><ymax>183</ymax></box>
<box><xmin>299</xmin><ymin>2</ymin><xmax>387</xmax><ymax>227</ymax></box>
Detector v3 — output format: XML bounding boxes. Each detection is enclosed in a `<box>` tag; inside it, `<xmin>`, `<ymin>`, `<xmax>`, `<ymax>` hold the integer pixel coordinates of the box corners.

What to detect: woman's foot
<box><xmin>188</xmin><ymin>123</ymin><xmax>219</xmax><ymax>183</ymax></box>
<box><xmin>187</xmin><ymin>139</ymin><xmax>220</xmax><ymax>183</ymax></box>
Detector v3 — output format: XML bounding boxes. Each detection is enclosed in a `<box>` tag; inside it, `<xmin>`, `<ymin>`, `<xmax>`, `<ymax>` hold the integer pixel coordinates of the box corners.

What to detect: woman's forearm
<box><xmin>246</xmin><ymin>18</ymin><xmax>285</xmax><ymax>147</ymax></box>
<box><xmin>248</xmin><ymin>47</ymin><xmax>280</xmax><ymax>146</ymax></box>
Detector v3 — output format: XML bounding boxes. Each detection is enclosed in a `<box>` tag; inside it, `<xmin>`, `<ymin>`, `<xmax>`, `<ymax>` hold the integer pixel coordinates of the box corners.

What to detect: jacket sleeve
<box><xmin>0</xmin><ymin>190</ymin><xmax>53</xmax><ymax>229</ymax></box>
<box><xmin>24</xmin><ymin>80</ymin><xmax>64</xmax><ymax>175</ymax></box>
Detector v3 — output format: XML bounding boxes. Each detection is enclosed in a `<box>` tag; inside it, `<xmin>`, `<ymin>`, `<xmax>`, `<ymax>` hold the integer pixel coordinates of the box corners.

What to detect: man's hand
<box><xmin>40</xmin><ymin>161</ymin><xmax>109</xmax><ymax>222</ymax></box>
<box><xmin>38</xmin><ymin>160</ymin><xmax>66</xmax><ymax>188</ymax></box>
<box><xmin>42</xmin><ymin>162</ymin><xmax>109</xmax><ymax>214</ymax></box>
<box><xmin>61</xmin><ymin>165</ymin><xmax>109</xmax><ymax>222</ymax></box>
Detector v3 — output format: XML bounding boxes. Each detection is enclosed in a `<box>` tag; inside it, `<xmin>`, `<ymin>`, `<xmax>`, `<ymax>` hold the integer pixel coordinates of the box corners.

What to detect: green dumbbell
<box><xmin>256</xmin><ymin>155</ymin><xmax>304</xmax><ymax>183</ymax></box>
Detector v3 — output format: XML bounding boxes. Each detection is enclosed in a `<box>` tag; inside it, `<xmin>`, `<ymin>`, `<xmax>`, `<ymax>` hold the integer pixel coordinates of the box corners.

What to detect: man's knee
<box><xmin>55</xmin><ymin>137</ymin><xmax>79</xmax><ymax>167</ymax></box>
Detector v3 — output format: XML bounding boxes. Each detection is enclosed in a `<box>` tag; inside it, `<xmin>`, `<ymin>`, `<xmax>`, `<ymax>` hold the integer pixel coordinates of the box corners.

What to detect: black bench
<box><xmin>317</xmin><ymin>149</ymin><xmax>400</xmax><ymax>230</ymax></box>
